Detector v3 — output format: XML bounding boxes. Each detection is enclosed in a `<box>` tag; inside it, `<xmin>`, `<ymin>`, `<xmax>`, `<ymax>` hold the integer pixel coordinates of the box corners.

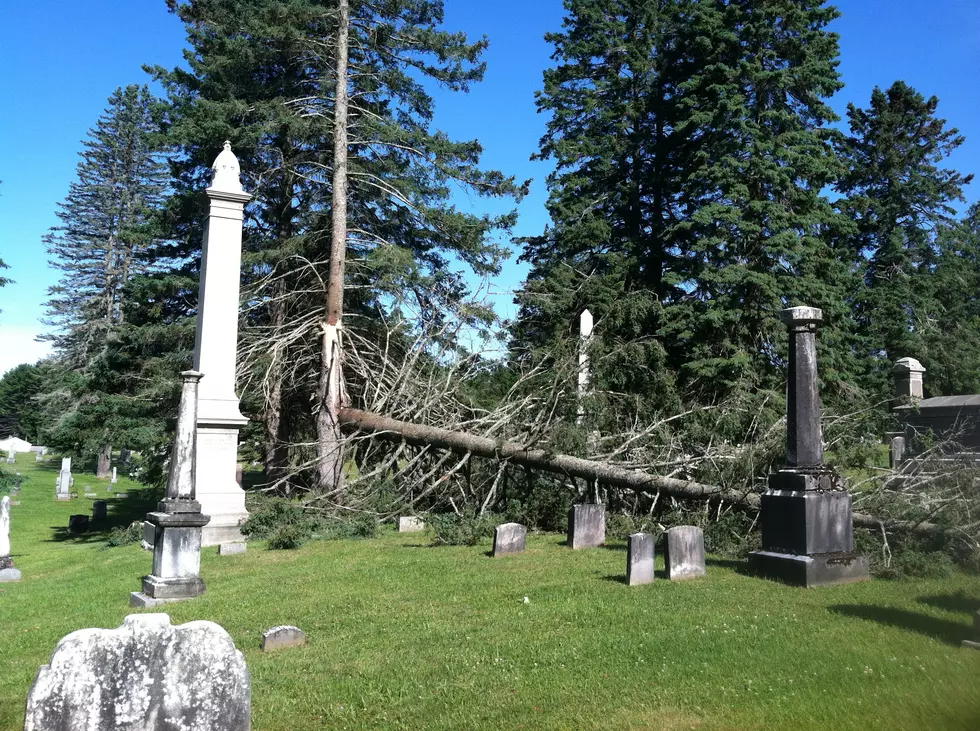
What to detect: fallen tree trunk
<box><xmin>338</xmin><ymin>408</ymin><xmax>949</xmax><ymax>539</ymax></box>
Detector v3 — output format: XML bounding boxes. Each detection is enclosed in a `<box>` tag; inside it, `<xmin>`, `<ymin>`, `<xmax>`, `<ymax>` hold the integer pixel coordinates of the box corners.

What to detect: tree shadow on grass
<box><xmin>46</xmin><ymin>488</ymin><xmax>161</xmax><ymax>544</ymax></box>
<box><xmin>917</xmin><ymin>591</ymin><xmax>979</xmax><ymax>616</ymax></box>
<box><xmin>829</xmin><ymin>604</ymin><xmax>970</xmax><ymax>646</ymax></box>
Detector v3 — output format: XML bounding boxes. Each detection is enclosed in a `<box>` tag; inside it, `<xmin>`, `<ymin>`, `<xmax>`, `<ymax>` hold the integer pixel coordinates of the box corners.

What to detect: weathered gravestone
<box><xmin>55</xmin><ymin>458</ymin><xmax>72</xmax><ymax>501</ymax></box>
<box><xmin>260</xmin><ymin>625</ymin><xmax>306</xmax><ymax>652</ymax></box>
<box><xmin>567</xmin><ymin>504</ymin><xmax>605</xmax><ymax>549</ymax></box>
<box><xmin>218</xmin><ymin>542</ymin><xmax>246</xmax><ymax>556</ymax></box>
<box><xmin>626</xmin><ymin>532</ymin><xmax>654</xmax><ymax>586</ymax></box>
<box><xmin>23</xmin><ymin>613</ymin><xmax>250</xmax><ymax>731</ymax></box>
<box><xmin>68</xmin><ymin>515</ymin><xmax>89</xmax><ymax>534</ymax></box>
<box><xmin>6</xmin><ymin>448</ymin><xmax>15</xmax><ymax>464</ymax></box>
<box><xmin>492</xmin><ymin>523</ymin><xmax>527</xmax><ymax>557</ymax></box>
<box><xmin>665</xmin><ymin>526</ymin><xmax>705</xmax><ymax>581</ymax></box>
<box><xmin>0</xmin><ymin>496</ymin><xmax>20</xmax><ymax>582</ymax></box>
<box><xmin>397</xmin><ymin>516</ymin><xmax>425</xmax><ymax>533</ymax></box>
<box><xmin>92</xmin><ymin>500</ymin><xmax>107</xmax><ymax>522</ymax></box>
<box><xmin>748</xmin><ymin>307</ymin><xmax>869</xmax><ymax>588</ymax></box>
<box><xmin>131</xmin><ymin>371</ymin><xmax>211</xmax><ymax>608</ymax></box>
<box><xmin>111</xmin><ymin>466</ymin><xmax>118</xmax><ymax>484</ymax></box>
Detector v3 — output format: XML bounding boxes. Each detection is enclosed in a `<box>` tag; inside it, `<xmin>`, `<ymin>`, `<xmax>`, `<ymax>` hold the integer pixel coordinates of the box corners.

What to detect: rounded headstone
<box><xmin>24</xmin><ymin>613</ymin><xmax>250</xmax><ymax>730</ymax></box>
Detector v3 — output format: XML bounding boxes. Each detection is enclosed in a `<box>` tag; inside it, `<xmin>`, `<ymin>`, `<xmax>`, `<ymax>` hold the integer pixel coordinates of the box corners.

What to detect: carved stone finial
<box><xmin>209</xmin><ymin>141</ymin><xmax>244</xmax><ymax>194</ymax></box>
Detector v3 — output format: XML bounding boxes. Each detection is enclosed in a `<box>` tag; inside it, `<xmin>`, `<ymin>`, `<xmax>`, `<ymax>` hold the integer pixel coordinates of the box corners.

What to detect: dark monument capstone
<box><xmin>748</xmin><ymin>306</ymin><xmax>870</xmax><ymax>587</ymax></box>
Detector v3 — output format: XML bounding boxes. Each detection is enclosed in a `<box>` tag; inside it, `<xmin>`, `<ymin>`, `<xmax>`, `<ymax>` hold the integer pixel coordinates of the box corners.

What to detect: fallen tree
<box><xmin>338</xmin><ymin>407</ymin><xmax>949</xmax><ymax>539</ymax></box>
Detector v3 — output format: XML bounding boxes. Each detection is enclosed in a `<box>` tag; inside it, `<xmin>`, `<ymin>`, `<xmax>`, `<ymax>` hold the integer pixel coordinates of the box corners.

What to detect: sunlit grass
<box><xmin>1</xmin><ymin>453</ymin><xmax>978</xmax><ymax>730</ymax></box>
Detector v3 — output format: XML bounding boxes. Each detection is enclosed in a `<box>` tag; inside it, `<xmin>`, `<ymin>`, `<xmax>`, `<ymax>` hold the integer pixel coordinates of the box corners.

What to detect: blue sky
<box><xmin>1</xmin><ymin>0</ymin><xmax>978</xmax><ymax>375</ymax></box>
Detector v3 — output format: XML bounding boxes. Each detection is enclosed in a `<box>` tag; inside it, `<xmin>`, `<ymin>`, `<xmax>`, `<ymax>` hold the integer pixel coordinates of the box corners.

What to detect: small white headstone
<box><xmin>397</xmin><ymin>516</ymin><xmax>425</xmax><ymax>533</ymax></box>
<box><xmin>111</xmin><ymin>466</ymin><xmax>118</xmax><ymax>484</ymax></box>
<box><xmin>24</xmin><ymin>614</ymin><xmax>250</xmax><ymax>730</ymax></box>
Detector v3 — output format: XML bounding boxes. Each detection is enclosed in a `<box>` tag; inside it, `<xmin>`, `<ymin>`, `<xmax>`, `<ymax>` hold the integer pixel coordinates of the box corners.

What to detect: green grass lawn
<box><xmin>1</xmin><ymin>454</ymin><xmax>979</xmax><ymax>730</ymax></box>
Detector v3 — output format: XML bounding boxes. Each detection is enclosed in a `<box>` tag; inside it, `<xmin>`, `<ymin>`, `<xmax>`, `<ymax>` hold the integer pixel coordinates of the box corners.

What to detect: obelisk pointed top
<box><xmin>209</xmin><ymin>140</ymin><xmax>244</xmax><ymax>194</ymax></box>
<box><xmin>580</xmin><ymin>309</ymin><xmax>594</xmax><ymax>337</ymax></box>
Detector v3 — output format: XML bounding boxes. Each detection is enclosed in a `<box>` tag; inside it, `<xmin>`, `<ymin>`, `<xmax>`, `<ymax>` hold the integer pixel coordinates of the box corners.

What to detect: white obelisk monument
<box><xmin>194</xmin><ymin>142</ymin><xmax>251</xmax><ymax>545</ymax></box>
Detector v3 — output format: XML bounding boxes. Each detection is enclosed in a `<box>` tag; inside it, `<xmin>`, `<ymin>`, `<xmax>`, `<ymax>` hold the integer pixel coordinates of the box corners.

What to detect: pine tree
<box><xmin>920</xmin><ymin>205</ymin><xmax>980</xmax><ymax>395</ymax></box>
<box><xmin>663</xmin><ymin>0</ymin><xmax>847</xmax><ymax>398</ymax></box>
<box><xmin>513</xmin><ymin>0</ymin><xmax>706</xmax><ymax>422</ymax></box>
<box><xmin>837</xmin><ymin>81</ymin><xmax>973</xmax><ymax>391</ymax></box>
<box><xmin>144</xmin><ymin>0</ymin><xmax>523</xmax><ymax>494</ymax></box>
<box><xmin>42</xmin><ymin>85</ymin><xmax>167</xmax><ymax>472</ymax></box>
<box><xmin>515</xmin><ymin>0</ymin><xmax>850</xmax><ymax>413</ymax></box>
<box><xmin>0</xmin><ymin>363</ymin><xmax>47</xmax><ymax>443</ymax></box>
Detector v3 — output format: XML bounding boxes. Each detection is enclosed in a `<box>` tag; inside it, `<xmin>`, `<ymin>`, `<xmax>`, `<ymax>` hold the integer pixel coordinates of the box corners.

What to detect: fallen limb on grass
<box><xmin>338</xmin><ymin>408</ymin><xmax>949</xmax><ymax>540</ymax></box>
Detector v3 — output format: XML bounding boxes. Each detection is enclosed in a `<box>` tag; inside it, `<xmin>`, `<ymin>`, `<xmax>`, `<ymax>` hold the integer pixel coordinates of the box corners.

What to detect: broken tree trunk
<box><xmin>337</xmin><ymin>408</ymin><xmax>950</xmax><ymax>540</ymax></box>
<box><xmin>315</xmin><ymin>0</ymin><xmax>350</xmax><ymax>499</ymax></box>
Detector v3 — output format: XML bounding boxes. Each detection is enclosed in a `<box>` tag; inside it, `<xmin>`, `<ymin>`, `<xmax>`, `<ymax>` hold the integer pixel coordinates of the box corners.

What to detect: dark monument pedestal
<box><xmin>749</xmin><ymin>470</ymin><xmax>869</xmax><ymax>587</ymax></box>
<box><xmin>748</xmin><ymin>550</ymin><xmax>869</xmax><ymax>588</ymax></box>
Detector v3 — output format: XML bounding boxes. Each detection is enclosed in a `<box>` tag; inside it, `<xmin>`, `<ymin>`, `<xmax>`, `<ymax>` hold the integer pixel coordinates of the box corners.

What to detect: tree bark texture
<box><xmin>337</xmin><ymin>408</ymin><xmax>947</xmax><ymax>539</ymax></box>
<box><xmin>316</xmin><ymin>0</ymin><xmax>350</xmax><ymax>498</ymax></box>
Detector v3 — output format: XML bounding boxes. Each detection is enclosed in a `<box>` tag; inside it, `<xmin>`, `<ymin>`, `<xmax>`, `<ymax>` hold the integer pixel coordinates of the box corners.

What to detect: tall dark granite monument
<box><xmin>748</xmin><ymin>307</ymin><xmax>869</xmax><ymax>587</ymax></box>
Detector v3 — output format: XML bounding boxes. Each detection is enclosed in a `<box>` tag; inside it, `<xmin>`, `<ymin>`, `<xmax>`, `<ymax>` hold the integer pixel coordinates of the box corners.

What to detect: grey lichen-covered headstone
<box><xmin>92</xmin><ymin>500</ymin><xmax>108</xmax><ymax>521</ymax></box>
<box><xmin>626</xmin><ymin>532</ymin><xmax>654</xmax><ymax>586</ymax></box>
<box><xmin>260</xmin><ymin>625</ymin><xmax>306</xmax><ymax>652</ymax></box>
<box><xmin>68</xmin><ymin>515</ymin><xmax>89</xmax><ymax>534</ymax></box>
<box><xmin>492</xmin><ymin>523</ymin><xmax>527</xmax><ymax>557</ymax></box>
<box><xmin>0</xmin><ymin>496</ymin><xmax>20</xmax><ymax>582</ymax></box>
<box><xmin>218</xmin><ymin>542</ymin><xmax>246</xmax><ymax>556</ymax></box>
<box><xmin>397</xmin><ymin>516</ymin><xmax>425</xmax><ymax>533</ymax></box>
<box><xmin>567</xmin><ymin>504</ymin><xmax>605</xmax><ymax>549</ymax></box>
<box><xmin>24</xmin><ymin>613</ymin><xmax>250</xmax><ymax>731</ymax></box>
<box><xmin>665</xmin><ymin>526</ymin><xmax>705</xmax><ymax>581</ymax></box>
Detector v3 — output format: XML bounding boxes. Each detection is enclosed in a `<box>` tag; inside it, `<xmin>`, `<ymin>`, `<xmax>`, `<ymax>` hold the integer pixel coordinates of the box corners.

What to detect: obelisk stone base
<box><xmin>133</xmin><ymin>510</ymin><xmax>210</xmax><ymax>606</ymax></box>
<box><xmin>748</xmin><ymin>550</ymin><xmax>869</xmax><ymax>588</ymax></box>
<box><xmin>196</xmin><ymin>425</ymin><xmax>248</xmax><ymax>546</ymax></box>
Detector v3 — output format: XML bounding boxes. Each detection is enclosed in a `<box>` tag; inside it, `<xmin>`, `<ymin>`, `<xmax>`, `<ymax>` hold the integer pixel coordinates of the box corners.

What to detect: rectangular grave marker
<box><xmin>567</xmin><ymin>504</ymin><xmax>605</xmax><ymax>549</ymax></box>
<box><xmin>665</xmin><ymin>526</ymin><xmax>705</xmax><ymax>581</ymax></box>
<box><xmin>492</xmin><ymin>523</ymin><xmax>527</xmax><ymax>557</ymax></box>
<box><xmin>626</xmin><ymin>532</ymin><xmax>654</xmax><ymax>585</ymax></box>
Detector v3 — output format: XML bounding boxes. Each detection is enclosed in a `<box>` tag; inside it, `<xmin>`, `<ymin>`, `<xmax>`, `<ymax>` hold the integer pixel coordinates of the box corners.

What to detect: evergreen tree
<box><xmin>0</xmin><ymin>363</ymin><xmax>47</xmax><ymax>443</ymax></box>
<box><xmin>664</xmin><ymin>0</ymin><xmax>847</xmax><ymax>398</ymax></box>
<box><xmin>837</xmin><ymin>81</ymin><xmax>973</xmax><ymax>391</ymax></box>
<box><xmin>513</xmin><ymin>0</ymin><xmax>693</xmax><ymax>420</ymax></box>
<box><xmin>920</xmin><ymin>205</ymin><xmax>980</xmax><ymax>395</ymax></box>
<box><xmin>515</xmin><ymin>0</ymin><xmax>850</xmax><ymax>413</ymax></box>
<box><xmin>140</xmin><ymin>0</ymin><xmax>523</xmax><ymax>493</ymax></box>
<box><xmin>42</xmin><ymin>85</ymin><xmax>167</xmax><ymax>473</ymax></box>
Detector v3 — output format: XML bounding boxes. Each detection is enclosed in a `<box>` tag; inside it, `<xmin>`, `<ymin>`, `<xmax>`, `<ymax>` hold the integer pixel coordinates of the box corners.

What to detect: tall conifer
<box><xmin>42</xmin><ymin>85</ymin><xmax>166</xmax><ymax>471</ymax></box>
<box><xmin>837</xmin><ymin>81</ymin><xmax>973</xmax><ymax>390</ymax></box>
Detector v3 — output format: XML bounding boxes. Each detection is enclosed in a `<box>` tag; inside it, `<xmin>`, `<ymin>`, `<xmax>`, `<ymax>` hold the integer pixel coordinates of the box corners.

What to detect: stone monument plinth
<box><xmin>131</xmin><ymin>371</ymin><xmax>211</xmax><ymax>607</ymax></box>
<box><xmin>749</xmin><ymin>307</ymin><xmax>869</xmax><ymax>587</ymax></box>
